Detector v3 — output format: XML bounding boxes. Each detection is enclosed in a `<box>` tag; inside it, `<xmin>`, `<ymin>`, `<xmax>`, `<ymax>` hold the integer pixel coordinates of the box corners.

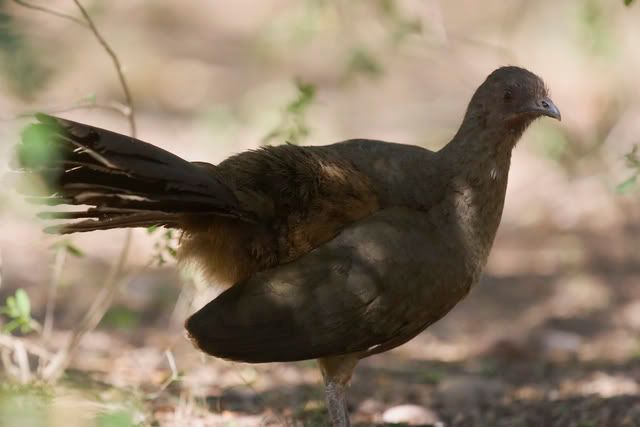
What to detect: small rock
<box><xmin>541</xmin><ymin>329</ymin><xmax>582</xmax><ymax>355</ymax></box>
<box><xmin>357</xmin><ymin>398</ymin><xmax>384</xmax><ymax>415</ymax></box>
<box><xmin>382</xmin><ymin>404</ymin><xmax>441</xmax><ymax>426</ymax></box>
<box><xmin>581</xmin><ymin>372</ymin><xmax>640</xmax><ymax>397</ymax></box>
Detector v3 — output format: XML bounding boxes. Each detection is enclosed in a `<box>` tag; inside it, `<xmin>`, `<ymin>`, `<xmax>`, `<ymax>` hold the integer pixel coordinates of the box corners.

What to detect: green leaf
<box><xmin>0</xmin><ymin>289</ymin><xmax>37</xmax><ymax>334</ymax></box>
<box><xmin>4</xmin><ymin>296</ymin><xmax>19</xmax><ymax>318</ymax></box>
<box><xmin>14</xmin><ymin>289</ymin><xmax>31</xmax><ymax>318</ymax></box>
<box><xmin>616</xmin><ymin>175</ymin><xmax>637</xmax><ymax>193</ymax></box>
<box><xmin>166</xmin><ymin>247</ymin><xmax>177</xmax><ymax>259</ymax></box>
<box><xmin>53</xmin><ymin>239</ymin><xmax>84</xmax><ymax>257</ymax></box>
<box><xmin>624</xmin><ymin>145</ymin><xmax>639</xmax><ymax>168</ymax></box>
<box><xmin>18</xmin><ymin>122</ymin><xmax>62</xmax><ymax>171</ymax></box>
<box><xmin>146</xmin><ymin>224</ymin><xmax>159</xmax><ymax>234</ymax></box>
<box><xmin>64</xmin><ymin>242</ymin><xmax>84</xmax><ymax>258</ymax></box>
<box><xmin>3</xmin><ymin>319</ymin><xmax>20</xmax><ymax>334</ymax></box>
<box><xmin>287</xmin><ymin>80</ymin><xmax>316</xmax><ymax>113</ymax></box>
<box><xmin>624</xmin><ymin>0</ymin><xmax>634</xmax><ymax>6</ymax></box>
<box><xmin>347</xmin><ymin>48</ymin><xmax>384</xmax><ymax>78</ymax></box>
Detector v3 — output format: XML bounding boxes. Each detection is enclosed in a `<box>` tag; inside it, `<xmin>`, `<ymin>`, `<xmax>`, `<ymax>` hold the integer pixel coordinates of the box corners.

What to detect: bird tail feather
<box><xmin>12</xmin><ymin>114</ymin><xmax>244</xmax><ymax>233</ymax></box>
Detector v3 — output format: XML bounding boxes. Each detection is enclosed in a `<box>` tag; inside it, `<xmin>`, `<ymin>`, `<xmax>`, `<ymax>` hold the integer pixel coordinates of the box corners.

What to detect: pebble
<box><xmin>382</xmin><ymin>404</ymin><xmax>441</xmax><ymax>426</ymax></box>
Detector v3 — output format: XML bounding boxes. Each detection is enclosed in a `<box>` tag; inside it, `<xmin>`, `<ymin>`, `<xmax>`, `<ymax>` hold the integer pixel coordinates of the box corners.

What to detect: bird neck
<box><xmin>435</xmin><ymin>123</ymin><xmax>520</xmax><ymax>269</ymax></box>
<box><xmin>439</xmin><ymin>121</ymin><xmax>517</xmax><ymax>184</ymax></box>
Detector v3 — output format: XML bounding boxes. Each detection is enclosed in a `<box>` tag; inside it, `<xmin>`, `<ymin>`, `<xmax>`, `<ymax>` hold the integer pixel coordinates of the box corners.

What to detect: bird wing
<box><xmin>185</xmin><ymin>206</ymin><xmax>471</xmax><ymax>363</ymax></box>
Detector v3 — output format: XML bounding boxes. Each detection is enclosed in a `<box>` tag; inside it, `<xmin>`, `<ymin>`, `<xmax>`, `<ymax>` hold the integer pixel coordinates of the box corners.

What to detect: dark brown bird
<box><xmin>14</xmin><ymin>66</ymin><xmax>560</xmax><ymax>426</ymax></box>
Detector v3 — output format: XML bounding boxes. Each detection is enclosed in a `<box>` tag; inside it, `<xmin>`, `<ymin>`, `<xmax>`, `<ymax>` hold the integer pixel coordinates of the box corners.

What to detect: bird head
<box><xmin>463</xmin><ymin>66</ymin><xmax>561</xmax><ymax>136</ymax></box>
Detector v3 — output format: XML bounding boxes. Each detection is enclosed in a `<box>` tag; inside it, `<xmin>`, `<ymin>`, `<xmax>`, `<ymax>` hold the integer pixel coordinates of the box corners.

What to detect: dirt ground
<box><xmin>2</xmin><ymin>216</ymin><xmax>639</xmax><ymax>426</ymax></box>
<box><xmin>1</xmin><ymin>1</ymin><xmax>640</xmax><ymax>426</ymax></box>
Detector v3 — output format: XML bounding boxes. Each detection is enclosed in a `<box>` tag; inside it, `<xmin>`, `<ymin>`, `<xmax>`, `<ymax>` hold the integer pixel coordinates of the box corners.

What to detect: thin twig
<box><xmin>72</xmin><ymin>0</ymin><xmax>136</xmax><ymax>137</ymax></box>
<box><xmin>146</xmin><ymin>349</ymin><xmax>181</xmax><ymax>399</ymax></box>
<box><xmin>42</xmin><ymin>246</ymin><xmax>66</xmax><ymax>340</ymax></box>
<box><xmin>35</xmin><ymin>0</ymin><xmax>137</xmax><ymax>381</ymax></box>
<box><xmin>12</xmin><ymin>0</ymin><xmax>89</xmax><ymax>27</ymax></box>
<box><xmin>5</xmin><ymin>0</ymin><xmax>137</xmax><ymax>383</ymax></box>
<box><xmin>43</xmin><ymin>231</ymin><xmax>133</xmax><ymax>381</ymax></box>
<box><xmin>0</xmin><ymin>334</ymin><xmax>52</xmax><ymax>360</ymax></box>
<box><xmin>49</xmin><ymin>101</ymin><xmax>131</xmax><ymax>118</ymax></box>
<box><xmin>1</xmin><ymin>348</ymin><xmax>20</xmax><ymax>380</ymax></box>
<box><xmin>0</xmin><ymin>101</ymin><xmax>132</xmax><ymax>122</ymax></box>
<box><xmin>14</xmin><ymin>340</ymin><xmax>31</xmax><ymax>384</ymax></box>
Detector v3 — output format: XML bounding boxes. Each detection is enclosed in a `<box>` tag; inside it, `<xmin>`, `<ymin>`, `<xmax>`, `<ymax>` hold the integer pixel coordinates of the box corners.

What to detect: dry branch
<box><xmin>8</xmin><ymin>0</ymin><xmax>138</xmax><ymax>382</ymax></box>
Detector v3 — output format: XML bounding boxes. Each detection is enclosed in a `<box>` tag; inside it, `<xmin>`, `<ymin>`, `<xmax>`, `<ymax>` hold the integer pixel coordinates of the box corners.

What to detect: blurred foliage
<box><xmin>617</xmin><ymin>145</ymin><xmax>639</xmax><ymax>194</ymax></box>
<box><xmin>345</xmin><ymin>47</ymin><xmax>384</xmax><ymax>79</ymax></box>
<box><xmin>533</xmin><ymin>125</ymin><xmax>570</xmax><ymax>163</ymax></box>
<box><xmin>376</xmin><ymin>0</ymin><xmax>422</xmax><ymax>44</ymax></box>
<box><xmin>284</xmin><ymin>0</ymin><xmax>328</xmax><ymax>45</ymax></box>
<box><xmin>52</xmin><ymin>239</ymin><xmax>85</xmax><ymax>258</ymax></box>
<box><xmin>0</xmin><ymin>383</ymin><xmax>142</xmax><ymax>427</ymax></box>
<box><xmin>578</xmin><ymin>0</ymin><xmax>615</xmax><ymax>57</ymax></box>
<box><xmin>95</xmin><ymin>409</ymin><xmax>134</xmax><ymax>427</ymax></box>
<box><xmin>343</xmin><ymin>0</ymin><xmax>422</xmax><ymax>80</ymax></box>
<box><xmin>17</xmin><ymin>120</ymin><xmax>64</xmax><ymax>199</ymax></box>
<box><xmin>0</xmin><ymin>289</ymin><xmax>38</xmax><ymax>334</ymax></box>
<box><xmin>18</xmin><ymin>121</ymin><xmax>61</xmax><ymax>171</ymax></box>
<box><xmin>101</xmin><ymin>305</ymin><xmax>140</xmax><ymax>330</ymax></box>
<box><xmin>0</xmin><ymin>1</ymin><xmax>52</xmax><ymax>98</ymax></box>
<box><xmin>0</xmin><ymin>384</ymin><xmax>52</xmax><ymax>427</ymax></box>
<box><xmin>418</xmin><ymin>368</ymin><xmax>446</xmax><ymax>385</ymax></box>
<box><xmin>624</xmin><ymin>0</ymin><xmax>635</xmax><ymax>5</ymax></box>
<box><xmin>147</xmin><ymin>226</ymin><xmax>178</xmax><ymax>267</ymax></box>
<box><xmin>262</xmin><ymin>79</ymin><xmax>316</xmax><ymax>145</ymax></box>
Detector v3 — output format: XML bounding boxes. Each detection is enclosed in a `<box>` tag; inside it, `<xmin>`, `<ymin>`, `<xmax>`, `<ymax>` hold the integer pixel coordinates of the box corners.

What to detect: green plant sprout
<box><xmin>0</xmin><ymin>289</ymin><xmax>39</xmax><ymax>334</ymax></box>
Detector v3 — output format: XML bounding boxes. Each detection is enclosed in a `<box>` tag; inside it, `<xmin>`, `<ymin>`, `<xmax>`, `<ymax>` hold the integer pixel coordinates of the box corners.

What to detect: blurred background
<box><xmin>0</xmin><ymin>0</ymin><xmax>639</xmax><ymax>426</ymax></box>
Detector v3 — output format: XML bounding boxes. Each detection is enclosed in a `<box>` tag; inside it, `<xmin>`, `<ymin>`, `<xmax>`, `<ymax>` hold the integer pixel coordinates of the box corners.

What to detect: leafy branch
<box><xmin>262</xmin><ymin>79</ymin><xmax>316</xmax><ymax>145</ymax></box>
<box><xmin>72</xmin><ymin>0</ymin><xmax>136</xmax><ymax>136</ymax></box>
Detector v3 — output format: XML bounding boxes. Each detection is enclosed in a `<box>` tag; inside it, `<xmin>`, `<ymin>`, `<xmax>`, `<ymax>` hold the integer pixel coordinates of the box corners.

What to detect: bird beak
<box><xmin>521</xmin><ymin>96</ymin><xmax>561</xmax><ymax>121</ymax></box>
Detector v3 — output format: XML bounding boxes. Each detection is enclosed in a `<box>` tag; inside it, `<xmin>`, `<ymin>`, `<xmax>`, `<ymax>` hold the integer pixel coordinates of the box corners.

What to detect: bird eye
<box><xmin>503</xmin><ymin>89</ymin><xmax>513</xmax><ymax>102</ymax></box>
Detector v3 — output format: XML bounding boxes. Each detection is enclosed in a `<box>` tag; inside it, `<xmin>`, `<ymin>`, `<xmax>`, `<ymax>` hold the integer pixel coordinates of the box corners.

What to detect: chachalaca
<box><xmin>13</xmin><ymin>66</ymin><xmax>560</xmax><ymax>426</ymax></box>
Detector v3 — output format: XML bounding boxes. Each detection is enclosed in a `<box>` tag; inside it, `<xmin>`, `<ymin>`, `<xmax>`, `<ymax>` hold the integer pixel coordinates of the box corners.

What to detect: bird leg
<box><xmin>325</xmin><ymin>380</ymin><xmax>350</xmax><ymax>427</ymax></box>
<box><xmin>318</xmin><ymin>354</ymin><xmax>359</xmax><ymax>427</ymax></box>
